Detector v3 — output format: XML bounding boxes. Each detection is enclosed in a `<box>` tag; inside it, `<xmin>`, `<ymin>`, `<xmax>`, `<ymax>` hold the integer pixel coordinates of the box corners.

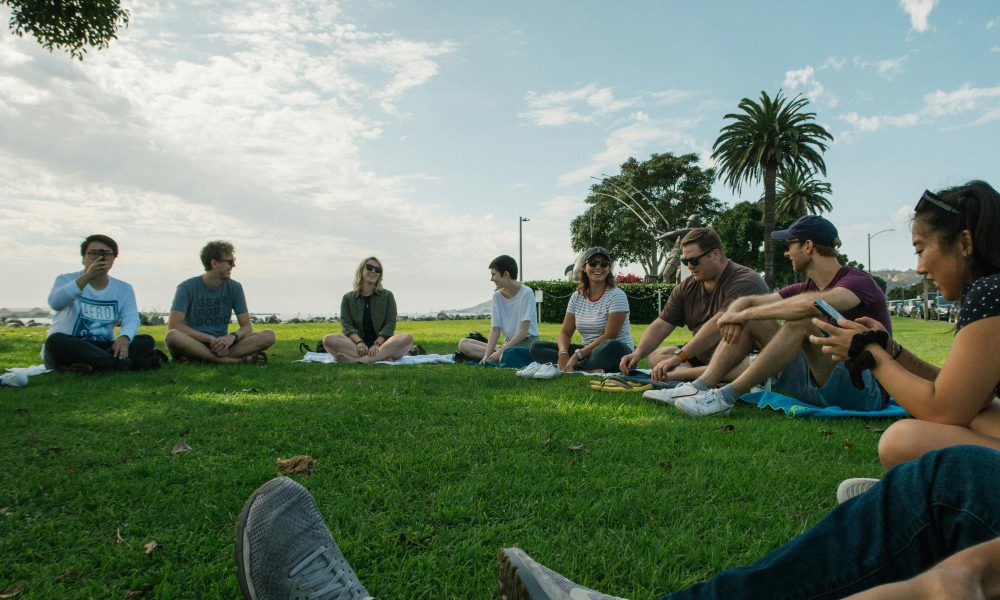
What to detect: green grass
<box><xmin>0</xmin><ymin>318</ymin><xmax>954</xmax><ymax>598</ymax></box>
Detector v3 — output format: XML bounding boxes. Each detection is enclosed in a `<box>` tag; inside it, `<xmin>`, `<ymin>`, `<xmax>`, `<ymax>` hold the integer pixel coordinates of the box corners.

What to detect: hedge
<box><xmin>522</xmin><ymin>280</ymin><xmax>676</xmax><ymax>324</ymax></box>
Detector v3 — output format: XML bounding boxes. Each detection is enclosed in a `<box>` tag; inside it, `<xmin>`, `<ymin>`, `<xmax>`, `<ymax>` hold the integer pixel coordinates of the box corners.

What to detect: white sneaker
<box><xmin>675</xmin><ymin>388</ymin><xmax>733</xmax><ymax>417</ymax></box>
<box><xmin>836</xmin><ymin>478</ymin><xmax>880</xmax><ymax>504</ymax></box>
<box><xmin>642</xmin><ymin>383</ymin><xmax>701</xmax><ymax>406</ymax></box>
<box><xmin>532</xmin><ymin>363</ymin><xmax>561</xmax><ymax>380</ymax></box>
<box><xmin>0</xmin><ymin>371</ymin><xmax>28</xmax><ymax>388</ymax></box>
<box><xmin>516</xmin><ymin>362</ymin><xmax>544</xmax><ymax>377</ymax></box>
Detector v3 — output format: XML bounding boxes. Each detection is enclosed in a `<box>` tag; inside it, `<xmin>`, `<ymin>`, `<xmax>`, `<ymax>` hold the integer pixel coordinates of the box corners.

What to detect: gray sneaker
<box><xmin>0</xmin><ymin>371</ymin><xmax>28</xmax><ymax>387</ymax></box>
<box><xmin>836</xmin><ymin>477</ymin><xmax>880</xmax><ymax>504</ymax></box>
<box><xmin>497</xmin><ymin>547</ymin><xmax>627</xmax><ymax>600</ymax></box>
<box><xmin>235</xmin><ymin>477</ymin><xmax>374</xmax><ymax>600</ymax></box>
<box><xmin>674</xmin><ymin>388</ymin><xmax>732</xmax><ymax>417</ymax></box>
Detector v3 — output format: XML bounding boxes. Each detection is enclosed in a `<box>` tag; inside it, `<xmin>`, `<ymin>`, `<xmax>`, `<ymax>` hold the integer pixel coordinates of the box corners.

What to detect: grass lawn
<box><xmin>0</xmin><ymin>317</ymin><xmax>954</xmax><ymax>599</ymax></box>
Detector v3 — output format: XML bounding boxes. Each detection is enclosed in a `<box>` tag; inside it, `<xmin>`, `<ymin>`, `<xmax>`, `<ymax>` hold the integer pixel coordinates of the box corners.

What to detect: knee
<box><xmin>878</xmin><ymin>420</ymin><xmax>925</xmax><ymax>469</ymax></box>
<box><xmin>457</xmin><ymin>338</ymin><xmax>474</xmax><ymax>353</ymax></box>
<box><xmin>164</xmin><ymin>329</ymin><xmax>183</xmax><ymax>346</ymax></box>
<box><xmin>398</xmin><ymin>332</ymin><xmax>413</xmax><ymax>345</ymax></box>
<box><xmin>258</xmin><ymin>329</ymin><xmax>277</xmax><ymax>347</ymax></box>
<box><xmin>648</xmin><ymin>346</ymin><xmax>678</xmax><ymax>365</ymax></box>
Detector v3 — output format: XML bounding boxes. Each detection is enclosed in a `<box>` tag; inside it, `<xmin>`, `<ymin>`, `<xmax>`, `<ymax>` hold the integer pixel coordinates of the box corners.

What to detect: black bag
<box><xmin>299</xmin><ymin>341</ymin><xmax>325</xmax><ymax>354</ymax></box>
<box><xmin>467</xmin><ymin>331</ymin><xmax>488</xmax><ymax>343</ymax></box>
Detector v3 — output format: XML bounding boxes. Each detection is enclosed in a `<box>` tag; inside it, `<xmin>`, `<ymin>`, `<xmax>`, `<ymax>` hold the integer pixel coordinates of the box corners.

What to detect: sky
<box><xmin>1</xmin><ymin>0</ymin><xmax>998</xmax><ymax>315</ymax></box>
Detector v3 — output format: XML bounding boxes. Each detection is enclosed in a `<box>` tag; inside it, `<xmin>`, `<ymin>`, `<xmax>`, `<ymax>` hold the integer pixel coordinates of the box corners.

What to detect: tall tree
<box><xmin>569</xmin><ymin>152</ymin><xmax>721</xmax><ymax>276</ymax></box>
<box><xmin>774</xmin><ymin>168</ymin><xmax>833</xmax><ymax>220</ymax></box>
<box><xmin>3</xmin><ymin>0</ymin><xmax>129</xmax><ymax>60</ymax></box>
<box><xmin>712</xmin><ymin>90</ymin><xmax>833</xmax><ymax>286</ymax></box>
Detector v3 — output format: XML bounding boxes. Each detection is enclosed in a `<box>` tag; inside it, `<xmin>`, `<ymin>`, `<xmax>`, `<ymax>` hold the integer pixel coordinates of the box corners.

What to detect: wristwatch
<box><xmin>673</xmin><ymin>348</ymin><xmax>689</xmax><ymax>362</ymax></box>
<box><xmin>575</xmin><ymin>350</ymin><xmax>585</xmax><ymax>361</ymax></box>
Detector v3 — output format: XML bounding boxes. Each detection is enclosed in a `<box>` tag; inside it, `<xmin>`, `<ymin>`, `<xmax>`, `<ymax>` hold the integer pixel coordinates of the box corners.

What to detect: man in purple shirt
<box><xmin>647</xmin><ymin>215</ymin><xmax>891</xmax><ymax>417</ymax></box>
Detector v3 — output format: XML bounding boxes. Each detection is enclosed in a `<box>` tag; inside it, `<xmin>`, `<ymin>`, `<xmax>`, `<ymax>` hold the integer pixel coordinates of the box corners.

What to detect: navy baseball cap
<box><xmin>771</xmin><ymin>215</ymin><xmax>839</xmax><ymax>247</ymax></box>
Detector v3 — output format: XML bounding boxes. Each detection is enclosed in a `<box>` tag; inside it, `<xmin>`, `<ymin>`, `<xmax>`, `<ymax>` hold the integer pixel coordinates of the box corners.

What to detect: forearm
<box><xmin>894</xmin><ymin>345</ymin><xmax>940</xmax><ymax>381</ymax></box>
<box><xmin>868</xmin><ymin>347</ymin><xmax>965</xmax><ymax>423</ymax></box>
<box><xmin>681</xmin><ymin>320</ymin><xmax>722</xmax><ymax>358</ymax></box>
<box><xmin>486</xmin><ymin>327</ymin><xmax>502</xmax><ymax>351</ymax></box>
<box><xmin>502</xmin><ymin>322</ymin><xmax>530</xmax><ymax>349</ymax></box>
<box><xmin>741</xmin><ymin>293</ymin><xmax>819</xmax><ymax>322</ymax></box>
<box><xmin>168</xmin><ymin>316</ymin><xmax>215</xmax><ymax>344</ymax></box>
<box><xmin>634</xmin><ymin>319</ymin><xmax>673</xmax><ymax>358</ymax></box>
<box><xmin>48</xmin><ymin>278</ymin><xmax>82</xmax><ymax>311</ymax></box>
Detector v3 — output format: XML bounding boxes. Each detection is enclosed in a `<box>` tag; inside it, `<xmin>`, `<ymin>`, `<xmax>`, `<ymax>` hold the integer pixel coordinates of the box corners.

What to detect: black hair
<box><xmin>489</xmin><ymin>255</ymin><xmax>518</xmax><ymax>280</ymax></box>
<box><xmin>914</xmin><ymin>180</ymin><xmax>1000</xmax><ymax>279</ymax></box>
<box><xmin>80</xmin><ymin>234</ymin><xmax>119</xmax><ymax>257</ymax></box>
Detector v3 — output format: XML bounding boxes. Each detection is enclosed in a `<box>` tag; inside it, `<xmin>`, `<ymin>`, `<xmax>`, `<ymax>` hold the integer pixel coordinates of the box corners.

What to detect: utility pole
<box><xmin>519</xmin><ymin>217</ymin><xmax>530</xmax><ymax>280</ymax></box>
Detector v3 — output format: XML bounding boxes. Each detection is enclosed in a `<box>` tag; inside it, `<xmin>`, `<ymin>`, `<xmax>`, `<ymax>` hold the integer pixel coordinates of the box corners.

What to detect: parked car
<box><xmin>934</xmin><ymin>295</ymin><xmax>955</xmax><ymax>321</ymax></box>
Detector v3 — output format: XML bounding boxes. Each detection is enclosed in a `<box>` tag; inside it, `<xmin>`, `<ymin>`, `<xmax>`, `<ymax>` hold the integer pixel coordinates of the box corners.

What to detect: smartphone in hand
<box><xmin>813</xmin><ymin>299</ymin><xmax>846</xmax><ymax>337</ymax></box>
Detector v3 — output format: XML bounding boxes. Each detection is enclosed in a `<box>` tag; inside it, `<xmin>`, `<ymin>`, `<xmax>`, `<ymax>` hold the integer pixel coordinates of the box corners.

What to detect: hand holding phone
<box><xmin>813</xmin><ymin>299</ymin><xmax>846</xmax><ymax>337</ymax></box>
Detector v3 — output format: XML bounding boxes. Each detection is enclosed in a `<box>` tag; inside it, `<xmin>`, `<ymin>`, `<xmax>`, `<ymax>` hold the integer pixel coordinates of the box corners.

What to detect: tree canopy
<box><xmin>712</xmin><ymin>90</ymin><xmax>833</xmax><ymax>287</ymax></box>
<box><xmin>569</xmin><ymin>152</ymin><xmax>721</xmax><ymax>276</ymax></box>
<box><xmin>3</xmin><ymin>0</ymin><xmax>129</xmax><ymax>60</ymax></box>
<box><xmin>774</xmin><ymin>167</ymin><xmax>833</xmax><ymax>220</ymax></box>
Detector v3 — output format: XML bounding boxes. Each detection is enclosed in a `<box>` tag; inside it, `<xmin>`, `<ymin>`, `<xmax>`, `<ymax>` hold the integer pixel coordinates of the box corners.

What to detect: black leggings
<box><xmin>529</xmin><ymin>339</ymin><xmax>630</xmax><ymax>373</ymax></box>
<box><xmin>44</xmin><ymin>333</ymin><xmax>160</xmax><ymax>371</ymax></box>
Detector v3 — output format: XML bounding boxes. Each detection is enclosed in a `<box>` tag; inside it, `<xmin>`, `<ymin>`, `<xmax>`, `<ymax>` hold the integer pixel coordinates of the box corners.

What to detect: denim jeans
<box><xmin>663</xmin><ymin>445</ymin><xmax>1000</xmax><ymax>599</ymax></box>
<box><xmin>44</xmin><ymin>332</ymin><xmax>159</xmax><ymax>371</ymax></box>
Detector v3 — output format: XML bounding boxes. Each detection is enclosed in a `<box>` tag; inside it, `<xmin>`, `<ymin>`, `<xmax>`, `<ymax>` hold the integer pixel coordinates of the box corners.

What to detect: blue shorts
<box><xmin>772</xmin><ymin>353</ymin><xmax>887</xmax><ymax>412</ymax></box>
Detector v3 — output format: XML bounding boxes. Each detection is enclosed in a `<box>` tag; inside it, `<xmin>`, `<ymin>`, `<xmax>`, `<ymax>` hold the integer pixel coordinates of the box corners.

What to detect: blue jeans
<box><xmin>663</xmin><ymin>445</ymin><xmax>1000</xmax><ymax>599</ymax></box>
<box><xmin>772</xmin><ymin>352</ymin><xmax>886</xmax><ymax>411</ymax></box>
<box><xmin>529</xmin><ymin>339</ymin><xmax>631</xmax><ymax>373</ymax></box>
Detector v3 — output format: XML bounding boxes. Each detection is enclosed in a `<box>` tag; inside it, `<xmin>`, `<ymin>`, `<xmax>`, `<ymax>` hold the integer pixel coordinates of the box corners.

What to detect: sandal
<box><xmin>590</xmin><ymin>376</ymin><xmax>653</xmax><ymax>393</ymax></box>
<box><xmin>243</xmin><ymin>351</ymin><xmax>268</xmax><ymax>364</ymax></box>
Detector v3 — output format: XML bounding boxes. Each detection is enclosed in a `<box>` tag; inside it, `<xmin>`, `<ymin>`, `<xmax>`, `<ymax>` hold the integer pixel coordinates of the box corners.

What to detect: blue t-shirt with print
<box><xmin>171</xmin><ymin>276</ymin><xmax>248</xmax><ymax>337</ymax></box>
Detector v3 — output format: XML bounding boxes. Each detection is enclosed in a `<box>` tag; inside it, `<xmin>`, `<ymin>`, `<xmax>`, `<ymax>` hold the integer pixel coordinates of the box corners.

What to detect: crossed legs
<box><xmin>322</xmin><ymin>333</ymin><xmax>413</xmax><ymax>363</ymax></box>
<box><xmin>165</xmin><ymin>329</ymin><xmax>276</xmax><ymax>364</ymax></box>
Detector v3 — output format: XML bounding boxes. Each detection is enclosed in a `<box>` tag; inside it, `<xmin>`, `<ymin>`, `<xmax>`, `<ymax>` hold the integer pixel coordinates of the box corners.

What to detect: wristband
<box><xmin>575</xmin><ymin>350</ymin><xmax>585</xmax><ymax>361</ymax></box>
<box><xmin>673</xmin><ymin>348</ymin><xmax>689</xmax><ymax>362</ymax></box>
<box><xmin>231</xmin><ymin>332</ymin><xmax>239</xmax><ymax>342</ymax></box>
<box><xmin>558</xmin><ymin>351</ymin><xmax>570</xmax><ymax>356</ymax></box>
<box><xmin>890</xmin><ymin>339</ymin><xmax>903</xmax><ymax>359</ymax></box>
<box><xmin>844</xmin><ymin>330</ymin><xmax>889</xmax><ymax>390</ymax></box>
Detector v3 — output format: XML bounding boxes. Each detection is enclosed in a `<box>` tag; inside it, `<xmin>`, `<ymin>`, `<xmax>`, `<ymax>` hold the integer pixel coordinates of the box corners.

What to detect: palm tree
<box><xmin>712</xmin><ymin>90</ymin><xmax>833</xmax><ymax>286</ymax></box>
<box><xmin>774</xmin><ymin>167</ymin><xmax>833</xmax><ymax>220</ymax></box>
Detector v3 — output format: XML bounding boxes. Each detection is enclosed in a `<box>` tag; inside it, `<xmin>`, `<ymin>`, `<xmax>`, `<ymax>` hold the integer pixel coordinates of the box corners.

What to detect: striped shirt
<box><xmin>566</xmin><ymin>287</ymin><xmax>634</xmax><ymax>349</ymax></box>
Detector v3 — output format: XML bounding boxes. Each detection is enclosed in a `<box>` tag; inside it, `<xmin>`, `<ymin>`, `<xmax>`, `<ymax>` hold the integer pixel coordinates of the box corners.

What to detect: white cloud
<box><xmin>899</xmin><ymin>0</ymin><xmax>937</xmax><ymax>32</ymax></box>
<box><xmin>987</xmin><ymin>18</ymin><xmax>996</xmax><ymax>29</ymax></box>
<box><xmin>650</xmin><ymin>89</ymin><xmax>699</xmax><ymax>105</ymax></box>
<box><xmin>783</xmin><ymin>65</ymin><xmax>836</xmax><ymax>107</ymax></box>
<box><xmin>822</xmin><ymin>56</ymin><xmax>846</xmax><ymax>70</ymax></box>
<box><xmin>853</xmin><ymin>55</ymin><xmax>908</xmax><ymax>79</ymax></box>
<box><xmin>992</xmin><ymin>46</ymin><xmax>1000</xmax><ymax>53</ymax></box>
<box><xmin>541</xmin><ymin>195</ymin><xmax>584</xmax><ymax>217</ymax></box>
<box><xmin>839</xmin><ymin>84</ymin><xmax>1000</xmax><ymax>134</ymax></box>
<box><xmin>520</xmin><ymin>84</ymin><xmax>639</xmax><ymax>126</ymax></box>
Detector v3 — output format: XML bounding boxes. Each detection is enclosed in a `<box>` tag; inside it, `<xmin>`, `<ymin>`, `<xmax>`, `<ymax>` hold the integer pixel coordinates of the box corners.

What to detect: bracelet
<box><xmin>558</xmin><ymin>351</ymin><xmax>570</xmax><ymax>356</ymax></box>
<box><xmin>575</xmin><ymin>350</ymin><xmax>585</xmax><ymax>361</ymax></box>
<box><xmin>231</xmin><ymin>332</ymin><xmax>239</xmax><ymax>342</ymax></box>
<box><xmin>890</xmin><ymin>339</ymin><xmax>903</xmax><ymax>359</ymax></box>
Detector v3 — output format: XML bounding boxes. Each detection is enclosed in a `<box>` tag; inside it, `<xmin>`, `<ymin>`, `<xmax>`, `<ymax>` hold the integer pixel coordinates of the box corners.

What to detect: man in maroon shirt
<box><xmin>645</xmin><ymin>215</ymin><xmax>891</xmax><ymax>417</ymax></box>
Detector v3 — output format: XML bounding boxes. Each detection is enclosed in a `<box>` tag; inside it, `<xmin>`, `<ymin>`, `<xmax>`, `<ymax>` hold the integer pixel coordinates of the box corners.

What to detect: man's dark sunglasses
<box><xmin>587</xmin><ymin>259</ymin><xmax>610</xmax><ymax>268</ymax></box>
<box><xmin>680</xmin><ymin>248</ymin><xmax>713</xmax><ymax>267</ymax></box>
<box><xmin>365</xmin><ymin>264</ymin><xmax>382</xmax><ymax>273</ymax></box>
<box><xmin>217</xmin><ymin>257</ymin><xmax>236</xmax><ymax>267</ymax></box>
<box><xmin>914</xmin><ymin>189</ymin><xmax>960</xmax><ymax>215</ymax></box>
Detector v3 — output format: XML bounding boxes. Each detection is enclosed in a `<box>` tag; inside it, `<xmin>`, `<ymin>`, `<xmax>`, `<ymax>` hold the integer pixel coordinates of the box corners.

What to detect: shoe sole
<box><xmin>675</xmin><ymin>400</ymin><xmax>732</xmax><ymax>417</ymax></box>
<box><xmin>497</xmin><ymin>548</ymin><xmax>546</xmax><ymax>600</ymax></box>
<box><xmin>234</xmin><ymin>477</ymin><xmax>296</xmax><ymax>600</ymax></box>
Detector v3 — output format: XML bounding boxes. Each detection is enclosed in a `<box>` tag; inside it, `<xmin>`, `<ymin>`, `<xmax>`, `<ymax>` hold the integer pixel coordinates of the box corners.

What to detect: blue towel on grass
<box><xmin>741</xmin><ymin>390</ymin><xmax>909</xmax><ymax>419</ymax></box>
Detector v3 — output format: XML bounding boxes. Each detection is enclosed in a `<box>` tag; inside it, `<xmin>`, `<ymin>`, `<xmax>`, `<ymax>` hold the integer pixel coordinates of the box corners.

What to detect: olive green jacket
<box><xmin>340</xmin><ymin>289</ymin><xmax>397</xmax><ymax>339</ymax></box>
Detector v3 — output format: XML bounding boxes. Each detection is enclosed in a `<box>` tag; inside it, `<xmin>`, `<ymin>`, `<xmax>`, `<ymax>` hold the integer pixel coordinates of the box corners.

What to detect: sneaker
<box><xmin>836</xmin><ymin>478</ymin><xmax>880</xmax><ymax>504</ymax></box>
<box><xmin>235</xmin><ymin>477</ymin><xmax>373</xmax><ymax>600</ymax></box>
<box><xmin>0</xmin><ymin>371</ymin><xmax>29</xmax><ymax>387</ymax></box>
<box><xmin>497</xmin><ymin>547</ymin><xmax>627</xmax><ymax>600</ymax></box>
<box><xmin>641</xmin><ymin>383</ymin><xmax>700</xmax><ymax>406</ymax></box>
<box><xmin>532</xmin><ymin>363</ymin><xmax>561</xmax><ymax>380</ymax></box>
<box><xmin>516</xmin><ymin>362</ymin><xmax>544</xmax><ymax>377</ymax></box>
<box><xmin>675</xmin><ymin>388</ymin><xmax>733</xmax><ymax>417</ymax></box>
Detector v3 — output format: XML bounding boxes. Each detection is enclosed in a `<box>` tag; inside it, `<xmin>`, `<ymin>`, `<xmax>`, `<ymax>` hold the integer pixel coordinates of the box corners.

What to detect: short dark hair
<box><xmin>680</xmin><ymin>227</ymin><xmax>723</xmax><ymax>255</ymax></box>
<box><xmin>81</xmin><ymin>234</ymin><xmax>119</xmax><ymax>257</ymax></box>
<box><xmin>489</xmin><ymin>255</ymin><xmax>518</xmax><ymax>279</ymax></box>
<box><xmin>813</xmin><ymin>243</ymin><xmax>840</xmax><ymax>257</ymax></box>
<box><xmin>200</xmin><ymin>240</ymin><xmax>235</xmax><ymax>271</ymax></box>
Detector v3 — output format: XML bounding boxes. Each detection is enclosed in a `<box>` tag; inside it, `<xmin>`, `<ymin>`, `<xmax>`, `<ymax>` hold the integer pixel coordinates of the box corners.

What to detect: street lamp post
<box><xmin>519</xmin><ymin>217</ymin><xmax>530</xmax><ymax>280</ymax></box>
<box><xmin>867</xmin><ymin>228</ymin><xmax>895</xmax><ymax>273</ymax></box>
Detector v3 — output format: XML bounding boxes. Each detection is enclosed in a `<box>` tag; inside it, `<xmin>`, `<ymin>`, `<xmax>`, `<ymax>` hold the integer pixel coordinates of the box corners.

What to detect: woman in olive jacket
<box><xmin>322</xmin><ymin>257</ymin><xmax>413</xmax><ymax>362</ymax></box>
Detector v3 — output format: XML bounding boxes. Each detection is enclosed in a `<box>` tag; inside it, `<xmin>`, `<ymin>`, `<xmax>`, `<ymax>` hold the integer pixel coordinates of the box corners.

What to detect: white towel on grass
<box><xmin>294</xmin><ymin>353</ymin><xmax>454</xmax><ymax>365</ymax></box>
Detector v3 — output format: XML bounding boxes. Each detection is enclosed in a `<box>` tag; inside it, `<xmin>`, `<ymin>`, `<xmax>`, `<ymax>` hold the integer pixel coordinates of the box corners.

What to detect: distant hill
<box><xmin>873</xmin><ymin>269</ymin><xmax>922</xmax><ymax>290</ymax></box>
<box><xmin>0</xmin><ymin>307</ymin><xmax>51</xmax><ymax>318</ymax></box>
<box><xmin>449</xmin><ymin>299</ymin><xmax>491</xmax><ymax>315</ymax></box>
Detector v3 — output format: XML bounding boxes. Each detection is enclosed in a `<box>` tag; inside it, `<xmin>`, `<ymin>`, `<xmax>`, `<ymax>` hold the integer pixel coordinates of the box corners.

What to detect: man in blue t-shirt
<box><xmin>651</xmin><ymin>216</ymin><xmax>891</xmax><ymax>417</ymax></box>
<box><xmin>165</xmin><ymin>240</ymin><xmax>276</xmax><ymax>364</ymax></box>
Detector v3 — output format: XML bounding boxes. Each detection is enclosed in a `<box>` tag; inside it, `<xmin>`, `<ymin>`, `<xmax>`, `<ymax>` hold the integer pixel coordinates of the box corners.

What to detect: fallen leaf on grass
<box><xmin>277</xmin><ymin>455</ymin><xmax>316</xmax><ymax>476</ymax></box>
<box><xmin>396</xmin><ymin>533</ymin><xmax>425</xmax><ymax>548</ymax></box>
<box><xmin>143</xmin><ymin>540</ymin><xmax>158</xmax><ymax>555</ymax></box>
<box><xmin>0</xmin><ymin>507</ymin><xmax>11</xmax><ymax>517</ymax></box>
<box><xmin>0</xmin><ymin>583</ymin><xmax>24</xmax><ymax>598</ymax></box>
<box><xmin>714</xmin><ymin>424</ymin><xmax>735</xmax><ymax>433</ymax></box>
<box><xmin>55</xmin><ymin>569</ymin><xmax>74</xmax><ymax>582</ymax></box>
<box><xmin>115</xmin><ymin>528</ymin><xmax>125</xmax><ymax>544</ymax></box>
<box><xmin>864</xmin><ymin>426</ymin><xmax>886</xmax><ymax>433</ymax></box>
<box><xmin>126</xmin><ymin>583</ymin><xmax>154</xmax><ymax>598</ymax></box>
<box><xmin>821</xmin><ymin>430</ymin><xmax>833</xmax><ymax>440</ymax></box>
<box><xmin>568</xmin><ymin>444</ymin><xmax>587</xmax><ymax>453</ymax></box>
<box><xmin>843</xmin><ymin>439</ymin><xmax>855</xmax><ymax>450</ymax></box>
<box><xmin>171</xmin><ymin>441</ymin><xmax>192</xmax><ymax>455</ymax></box>
<box><xmin>659</xmin><ymin>461</ymin><xmax>672</xmax><ymax>471</ymax></box>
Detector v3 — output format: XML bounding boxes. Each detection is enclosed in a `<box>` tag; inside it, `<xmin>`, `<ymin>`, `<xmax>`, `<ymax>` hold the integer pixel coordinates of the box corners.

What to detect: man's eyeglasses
<box><xmin>86</xmin><ymin>250</ymin><xmax>115</xmax><ymax>259</ymax></box>
<box><xmin>915</xmin><ymin>189</ymin><xmax>960</xmax><ymax>215</ymax></box>
<box><xmin>217</xmin><ymin>257</ymin><xmax>236</xmax><ymax>267</ymax></box>
<box><xmin>364</xmin><ymin>264</ymin><xmax>382</xmax><ymax>273</ymax></box>
<box><xmin>680</xmin><ymin>248</ymin><xmax>713</xmax><ymax>267</ymax></box>
<box><xmin>587</xmin><ymin>259</ymin><xmax>610</xmax><ymax>268</ymax></box>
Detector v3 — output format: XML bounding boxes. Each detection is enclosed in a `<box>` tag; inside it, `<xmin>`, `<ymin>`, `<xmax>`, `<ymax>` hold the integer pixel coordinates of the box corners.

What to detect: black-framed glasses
<box><xmin>364</xmin><ymin>264</ymin><xmax>382</xmax><ymax>273</ymax></box>
<box><xmin>680</xmin><ymin>248</ymin><xmax>714</xmax><ymax>267</ymax></box>
<box><xmin>217</xmin><ymin>257</ymin><xmax>236</xmax><ymax>267</ymax></box>
<box><xmin>587</xmin><ymin>259</ymin><xmax>610</xmax><ymax>268</ymax></box>
<box><xmin>85</xmin><ymin>250</ymin><xmax>115</xmax><ymax>259</ymax></box>
<box><xmin>915</xmin><ymin>189</ymin><xmax>960</xmax><ymax>215</ymax></box>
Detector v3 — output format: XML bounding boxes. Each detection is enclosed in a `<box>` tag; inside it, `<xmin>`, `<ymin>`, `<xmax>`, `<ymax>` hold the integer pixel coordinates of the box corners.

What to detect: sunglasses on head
<box><xmin>680</xmin><ymin>248</ymin><xmax>713</xmax><ymax>267</ymax></box>
<box><xmin>915</xmin><ymin>190</ymin><xmax>960</xmax><ymax>215</ymax></box>
<box><xmin>364</xmin><ymin>264</ymin><xmax>382</xmax><ymax>273</ymax></box>
<box><xmin>587</xmin><ymin>258</ymin><xmax>610</xmax><ymax>268</ymax></box>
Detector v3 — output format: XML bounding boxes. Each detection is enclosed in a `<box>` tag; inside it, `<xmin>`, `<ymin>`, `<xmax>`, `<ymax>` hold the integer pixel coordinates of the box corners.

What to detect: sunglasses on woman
<box><xmin>587</xmin><ymin>259</ymin><xmax>610</xmax><ymax>268</ymax></box>
<box><xmin>680</xmin><ymin>248</ymin><xmax>713</xmax><ymax>267</ymax></box>
<box><xmin>364</xmin><ymin>264</ymin><xmax>382</xmax><ymax>273</ymax></box>
<box><xmin>914</xmin><ymin>190</ymin><xmax>960</xmax><ymax>215</ymax></box>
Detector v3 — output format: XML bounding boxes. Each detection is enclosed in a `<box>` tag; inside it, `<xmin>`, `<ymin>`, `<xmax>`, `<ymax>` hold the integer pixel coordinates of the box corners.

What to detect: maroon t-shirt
<box><xmin>778</xmin><ymin>266</ymin><xmax>892</xmax><ymax>334</ymax></box>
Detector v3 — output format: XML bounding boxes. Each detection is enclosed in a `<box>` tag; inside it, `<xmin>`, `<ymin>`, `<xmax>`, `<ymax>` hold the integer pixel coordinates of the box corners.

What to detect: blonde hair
<box><xmin>353</xmin><ymin>256</ymin><xmax>384</xmax><ymax>294</ymax></box>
